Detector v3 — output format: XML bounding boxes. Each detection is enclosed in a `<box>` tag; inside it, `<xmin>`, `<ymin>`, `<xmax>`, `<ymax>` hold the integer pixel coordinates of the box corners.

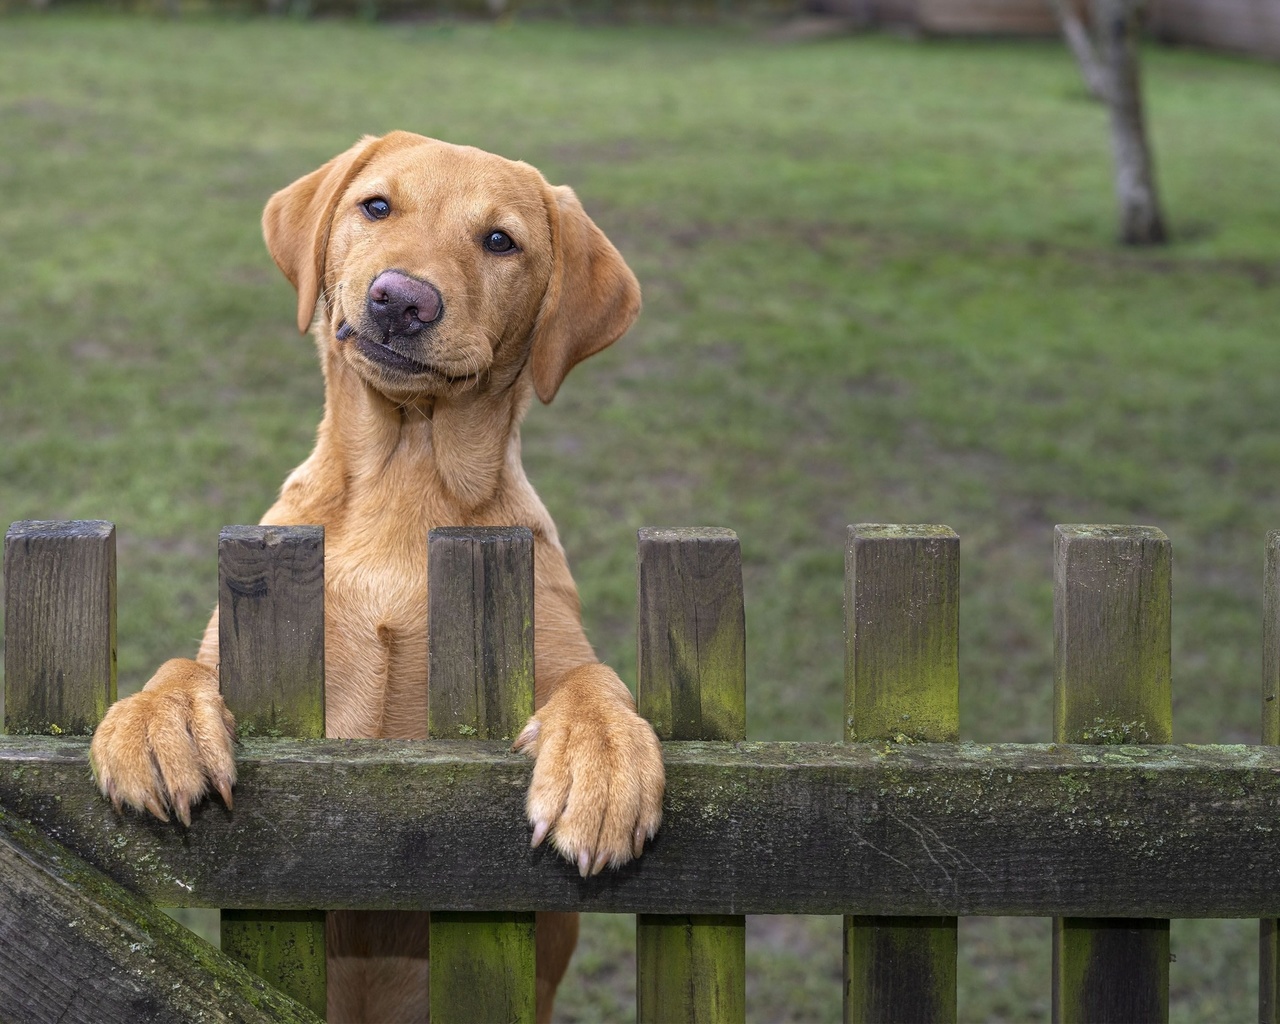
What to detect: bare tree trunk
<box><xmin>1048</xmin><ymin>0</ymin><xmax>1168</xmax><ymax>245</ymax></box>
<box><xmin>1096</xmin><ymin>0</ymin><xmax>1167</xmax><ymax>244</ymax></box>
<box><xmin>1048</xmin><ymin>0</ymin><xmax>1111</xmax><ymax>99</ymax></box>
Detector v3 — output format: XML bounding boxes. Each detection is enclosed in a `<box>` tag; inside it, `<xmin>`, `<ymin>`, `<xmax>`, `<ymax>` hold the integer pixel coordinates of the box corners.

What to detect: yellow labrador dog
<box><xmin>89</xmin><ymin>131</ymin><xmax>666</xmax><ymax>1023</ymax></box>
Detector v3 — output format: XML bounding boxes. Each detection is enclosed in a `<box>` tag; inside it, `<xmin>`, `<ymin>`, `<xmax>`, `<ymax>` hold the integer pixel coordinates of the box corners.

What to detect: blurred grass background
<box><xmin>1</xmin><ymin>11</ymin><xmax>1278</xmax><ymax>1020</ymax></box>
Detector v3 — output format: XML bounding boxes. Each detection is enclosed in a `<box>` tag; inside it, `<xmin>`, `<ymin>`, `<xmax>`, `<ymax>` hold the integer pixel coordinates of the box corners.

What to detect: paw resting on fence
<box><xmin>89</xmin><ymin>658</ymin><xmax>236</xmax><ymax>826</ymax></box>
<box><xmin>515</xmin><ymin>663</ymin><xmax>665</xmax><ymax>877</ymax></box>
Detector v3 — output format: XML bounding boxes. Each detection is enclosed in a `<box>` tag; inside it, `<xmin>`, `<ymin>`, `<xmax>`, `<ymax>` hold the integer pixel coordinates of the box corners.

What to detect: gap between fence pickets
<box><xmin>2</xmin><ymin>734</ymin><xmax>1280</xmax><ymax>917</ymax></box>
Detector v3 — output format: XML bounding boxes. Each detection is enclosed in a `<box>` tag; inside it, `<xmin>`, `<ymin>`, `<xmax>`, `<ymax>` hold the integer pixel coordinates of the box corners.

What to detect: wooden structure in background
<box><xmin>819</xmin><ymin>0</ymin><xmax>1280</xmax><ymax>60</ymax></box>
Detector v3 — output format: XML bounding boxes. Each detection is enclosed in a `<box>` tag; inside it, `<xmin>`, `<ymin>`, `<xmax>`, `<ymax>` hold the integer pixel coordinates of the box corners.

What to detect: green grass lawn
<box><xmin>2</xmin><ymin>11</ymin><xmax>1279</xmax><ymax>1020</ymax></box>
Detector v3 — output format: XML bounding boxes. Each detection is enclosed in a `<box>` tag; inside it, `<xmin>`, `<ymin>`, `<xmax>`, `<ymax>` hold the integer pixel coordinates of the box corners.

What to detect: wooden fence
<box><xmin>4</xmin><ymin>519</ymin><xmax>1280</xmax><ymax>1021</ymax></box>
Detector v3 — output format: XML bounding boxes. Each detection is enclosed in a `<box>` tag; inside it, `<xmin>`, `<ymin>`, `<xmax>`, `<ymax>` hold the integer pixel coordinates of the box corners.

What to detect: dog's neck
<box><xmin>315</xmin><ymin>340</ymin><xmax>531</xmax><ymax>515</ymax></box>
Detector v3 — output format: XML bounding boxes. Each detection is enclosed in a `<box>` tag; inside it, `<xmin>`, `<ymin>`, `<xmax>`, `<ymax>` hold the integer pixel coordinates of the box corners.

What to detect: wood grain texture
<box><xmin>3</xmin><ymin>520</ymin><xmax>116</xmax><ymax>737</ymax></box>
<box><xmin>428</xmin><ymin>527</ymin><xmax>534</xmax><ymax>741</ymax></box>
<box><xmin>637</xmin><ymin>527</ymin><xmax>746</xmax><ymax>742</ymax></box>
<box><xmin>1264</xmin><ymin>530</ymin><xmax>1280</xmax><ymax>747</ymax></box>
<box><xmin>1054</xmin><ymin>918</ymin><xmax>1169</xmax><ymax>1024</ymax></box>
<box><xmin>217</xmin><ymin>525</ymin><xmax>326</xmax><ymax>1014</ymax></box>
<box><xmin>0</xmin><ymin>809</ymin><xmax>318</xmax><ymax>1024</ymax></box>
<box><xmin>217</xmin><ymin>525</ymin><xmax>325</xmax><ymax>739</ymax></box>
<box><xmin>1263</xmin><ymin>531</ymin><xmax>1280</xmax><ymax>1023</ymax></box>
<box><xmin>1053</xmin><ymin>525</ymin><xmax>1171</xmax><ymax>747</ymax></box>
<box><xmin>428</xmin><ymin>527</ymin><xmax>536</xmax><ymax>1023</ymax></box>
<box><xmin>1265</xmin><ymin>917</ymin><xmax>1280</xmax><ymax>1024</ymax></box>
<box><xmin>844</xmin><ymin>524</ymin><xmax>959</xmax><ymax>745</ymax></box>
<box><xmin>844</xmin><ymin>525</ymin><xmax>959</xmax><ymax>1024</ymax></box>
<box><xmin>6</xmin><ymin>736</ymin><xmax>1279</xmax><ymax>917</ymax></box>
<box><xmin>845</xmin><ymin>916</ymin><xmax>957</xmax><ymax>1024</ymax></box>
<box><xmin>1053</xmin><ymin>525</ymin><xmax>1170</xmax><ymax>1024</ymax></box>
<box><xmin>637</xmin><ymin>916</ymin><xmax>745</xmax><ymax>1024</ymax></box>
<box><xmin>637</xmin><ymin>528</ymin><xmax>746</xmax><ymax>1024</ymax></box>
<box><xmin>428</xmin><ymin>912</ymin><xmax>536</xmax><ymax>1024</ymax></box>
<box><xmin>220</xmin><ymin>911</ymin><xmax>326</xmax><ymax>1018</ymax></box>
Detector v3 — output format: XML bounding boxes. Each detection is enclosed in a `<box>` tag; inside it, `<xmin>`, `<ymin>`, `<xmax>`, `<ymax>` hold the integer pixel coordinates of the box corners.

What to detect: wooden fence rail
<box><xmin>3</xmin><ymin>519</ymin><xmax>1280</xmax><ymax>1023</ymax></box>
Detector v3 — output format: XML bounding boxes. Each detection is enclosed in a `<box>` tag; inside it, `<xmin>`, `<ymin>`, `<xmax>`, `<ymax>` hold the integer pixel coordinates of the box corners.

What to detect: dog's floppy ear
<box><xmin>262</xmin><ymin>135</ymin><xmax>385</xmax><ymax>334</ymax></box>
<box><xmin>531</xmin><ymin>185</ymin><xmax>641</xmax><ymax>404</ymax></box>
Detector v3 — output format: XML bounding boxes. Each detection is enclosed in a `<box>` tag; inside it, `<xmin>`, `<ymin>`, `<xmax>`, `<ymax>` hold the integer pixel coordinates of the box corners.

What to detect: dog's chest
<box><xmin>321</xmin><ymin>535</ymin><xmax>432</xmax><ymax>740</ymax></box>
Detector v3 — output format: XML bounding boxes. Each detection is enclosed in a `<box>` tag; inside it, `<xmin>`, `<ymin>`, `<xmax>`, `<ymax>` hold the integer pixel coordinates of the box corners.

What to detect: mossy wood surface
<box><xmin>844</xmin><ymin>525</ymin><xmax>960</xmax><ymax>745</ymax></box>
<box><xmin>1265</xmin><ymin>918</ymin><xmax>1280</xmax><ymax>1024</ymax></box>
<box><xmin>1052</xmin><ymin>525</ymin><xmax>1172</xmax><ymax>746</ymax></box>
<box><xmin>844</xmin><ymin>916</ymin><xmax>958</xmax><ymax>1024</ymax></box>
<box><xmin>220</xmin><ymin>910</ymin><xmax>327</xmax><ymax>1018</ymax></box>
<box><xmin>428</xmin><ymin>912</ymin><xmax>536</xmax><ymax>1024</ymax></box>
<box><xmin>217</xmin><ymin>525</ymin><xmax>325</xmax><ymax>740</ymax></box>
<box><xmin>428</xmin><ymin>528</ymin><xmax>536</xmax><ymax>1023</ymax></box>
<box><xmin>0</xmin><ymin>809</ymin><xmax>319</xmax><ymax>1024</ymax></box>
<box><xmin>844</xmin><ymin>525</ymin><xmax>959</xmax><ymax>1024</ymax></box>
<box><xmin>636</xmin><ymin>527</ymin><xmax>746</xmax><ymax>743</ymax></box>
<box><xmin>1264</xmin><ymin>533</ymin><xmax>1280</xmax><ymax>747</ymax></box>
<box><xmin>636</xmin><ymin>916</ymin><xmax>745</xmax><ymax>1024</ymax></box>
<box><xmin>1053</xmin><ymin>525</ymin><xmax>1171</xmax><ymax>1024</ymax></box>
<box><xmin>3</xmin><ymin>520</ymin><xmax>116</xmax><ymax>737</ymax></box>
<box><xmin>5</xmin><ymin>736</ymin><xmax>1280</xmax><ymax>917</ymax></box>
<box><xmin>636</xmin><ymin>528</ymin><xmax>746</xmax><ymax>1024</ymax></box>
<box><xmin>1263</xmin><ymin>532</ymin><xmax>1280</xmax><ymax>1023</ymax></box>
<box><xmin>217</xmin><ymin>526</ymin><xmax>327</xmax><ymax>1015</ymax></box>
<box><xmin>1053</xmin><ymin>918</ymin><xmax>1169</xmax><ymax>1024</ymax></box>
<box><xmin>427</xmin><ymin>527</ymin><xmax>535</xmax><ymax>740</ymax></box>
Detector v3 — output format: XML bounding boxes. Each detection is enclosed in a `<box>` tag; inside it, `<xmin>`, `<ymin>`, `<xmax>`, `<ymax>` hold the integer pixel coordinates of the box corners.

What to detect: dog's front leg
<box><xmin>514</xmin><ymin>663</ymin><xmax>664</xmax><ymax>876</ymax></box>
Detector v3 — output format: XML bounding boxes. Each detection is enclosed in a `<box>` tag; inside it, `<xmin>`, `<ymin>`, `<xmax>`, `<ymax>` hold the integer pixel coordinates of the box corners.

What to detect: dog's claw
<box><xmin>175</xmin><ymin>801</ymin><xmax>192</xmax><ymax>828</ymax></box>
<box><xmin>530</xmin><ymin>820</ymin><xmax>550</xmax><ymax>849</ymax></box>
<box><xmin>215</xmin><ymin>778</ymin><xmax>234</xmax><ymax>810</ymax></box>
<box><xmin>591</xmin><ymin>851</ymin><xmax>609</xmax><ymax>876</ymax></box>
<box><xmin>142</xmin><ymin>792</ymin><xmax>169</xmax><ymax>822</ymax></box>
<box><xmin>513</xmin><ymin>719</ymin><xmax>539</xmax><ymax>754</ymax></box>
<box><xmin>633</xmin><ymin>826</ymin><xmax>646</xmax><ymax>859</ymax></box>
<box><xmin>577</xmin><ymin>851</ymin><xmax>591</xmax><ymax>878</ymax></box>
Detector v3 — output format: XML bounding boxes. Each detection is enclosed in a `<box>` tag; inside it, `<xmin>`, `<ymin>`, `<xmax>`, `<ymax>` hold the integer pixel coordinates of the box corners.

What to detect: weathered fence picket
<box><xmin>1262</xmin><ymin>529</ymin><xmax>1280</xmax><ymax>1024</ymax></box>
<box><xmin>217</xmin><ymin>525</ymin><xmax>328</xmax><ymax>1017</ymax></box>
<box><xmin>635</xmin><ymin>527</ymin><xmax>747</xmax><ymax>1024</ymax></box>
<box><xmin>3</xmin><ymin>520</ymin><xmax>116</xmax><ymax>737</ymax></box>
<box><xmin>843</xmin><ymin>525</ymin><xmax>960</xmax><ymax>1024</ymax></box>
<box><xmin>5</xmin><ymin>518</ymin><xmax>1280</xmax><ymax>1022</ymax></box>
<box><xmin>1052</xmin><ymin>526</ymin><xmax>1172</xmax><ymax>1024</ymax></box>
<box><xmin>426</xmin><ymin>527</ymin><xmax>537</xmax><ymax>1023</ymax></box>
<box><xmin>1</xmin><ymin>520</ymin><xmax>319</xmax><ymax>1024</ymax></box>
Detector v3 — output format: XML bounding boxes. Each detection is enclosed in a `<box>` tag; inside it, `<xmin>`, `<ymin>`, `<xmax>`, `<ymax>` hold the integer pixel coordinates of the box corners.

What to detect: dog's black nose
<box><xmin>367</xmin><ymin>271</ymin><xmax>442</xmax><ymax>337</ymax></box>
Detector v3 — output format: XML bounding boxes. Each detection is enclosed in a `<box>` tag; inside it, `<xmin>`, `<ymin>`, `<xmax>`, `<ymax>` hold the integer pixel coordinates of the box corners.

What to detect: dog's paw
<box><xmin>513</xmin><ymin>664</ymin><xmax>664</xmax><ymax>877</ymax></box>
<box><xmin>89</xmin><ymin>658</ymin><xmax>236</xmax><ymax>826</ymax></box>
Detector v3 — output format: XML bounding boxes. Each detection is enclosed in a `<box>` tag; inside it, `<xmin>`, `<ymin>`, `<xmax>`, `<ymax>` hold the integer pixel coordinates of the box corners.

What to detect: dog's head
<box><xmin>262</xmin><ymin>131</ymin><xmax>640</xmax><ymax>404</ymax></box>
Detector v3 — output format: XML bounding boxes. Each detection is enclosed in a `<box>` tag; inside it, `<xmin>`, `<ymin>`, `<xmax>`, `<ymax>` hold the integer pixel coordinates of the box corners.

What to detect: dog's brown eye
<box><xmin>361</xmin><ymin>198</ymin><xmax>391</xmax><ymax>221</ymax></box>
<box><xmin>483</xmin><ymin>230</ymin><xmax>516</xmax><ymax>254</ymax></box>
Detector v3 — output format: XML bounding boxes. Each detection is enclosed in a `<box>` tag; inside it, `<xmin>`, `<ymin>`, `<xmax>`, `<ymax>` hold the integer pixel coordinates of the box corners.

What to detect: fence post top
<box><xmin>638</xmin><ymin>527</ymin><xmax>738</xmax><ymax>543</ymax></box>
<box><xmin>6</xmin><ymin>520</ymin><xmax>114</xmax><ymax>542</ymax></box>
<box><xmin>1054</xmin><ymin>524</ymin><xmax>1169</xmax><ymax>543</ymax></box>
<box><xmin>847</xmin><ymin>524</ymin><xmax>957</xmax><ymax>542</ymax></box>
<box><xmin>220</xmin><ymin>524</ymin><xmax>323</xmax><ymax>544</ymax></box>
<box><xmin>429</xmin><ymin>525</ymin><xmax>533</xmax><ymax>543</ymax></box>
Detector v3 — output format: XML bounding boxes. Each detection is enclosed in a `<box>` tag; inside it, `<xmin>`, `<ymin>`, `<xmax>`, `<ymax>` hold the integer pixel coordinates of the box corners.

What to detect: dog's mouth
<box><xmin>342</xmin><ymin>323</ymin><xmax>476</xmax><ymax>386</ymax></box>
